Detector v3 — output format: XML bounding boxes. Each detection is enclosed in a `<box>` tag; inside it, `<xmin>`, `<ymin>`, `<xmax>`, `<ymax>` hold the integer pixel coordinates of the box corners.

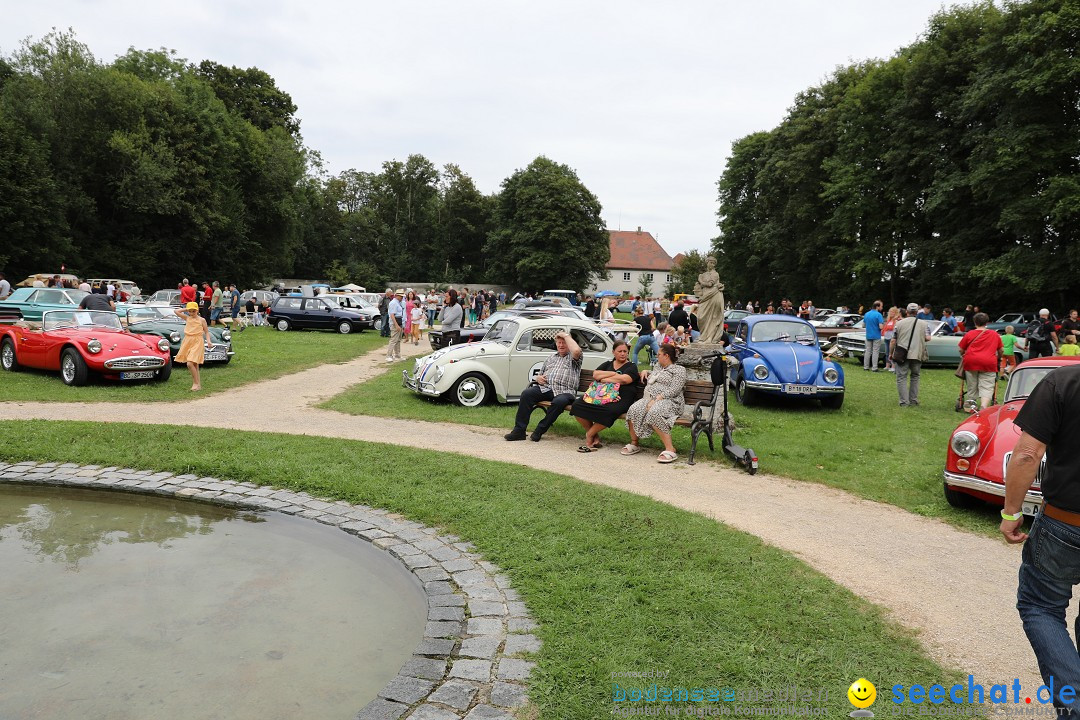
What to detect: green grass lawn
<box><xmin>0</xmin><ymin>421</ymin><xmax>956</xmax><ymax>719</ymax></box>
<box><xmin>0</xmin><ymin>326</ymin><xmax>384</xmax><ymax>403</ymax></box>
<box><xmin>322</xmin><ymin>356</ymin><xmax>1009</xmax><ymax>536</ymax></box>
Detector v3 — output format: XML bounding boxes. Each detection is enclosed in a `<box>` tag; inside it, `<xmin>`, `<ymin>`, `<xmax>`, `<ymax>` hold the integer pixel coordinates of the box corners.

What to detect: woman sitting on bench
<box><xmin>621</xmin><ymin>344</ymin><xmax>686</xmax><ymax>463</ymax></box>
<box><xmin>570</xmin><ymin>340</ymin><xmax>641</xmax><ymax>452</ymax></box>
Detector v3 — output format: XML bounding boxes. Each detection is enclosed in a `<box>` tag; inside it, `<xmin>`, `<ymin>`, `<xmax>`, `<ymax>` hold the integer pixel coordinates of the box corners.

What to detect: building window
<box><xmin>623</xmin><ymin>272</ymin><xmax>631</xmax><ymax>281</ymax></box>
<box><xmin>642</xmin><ymin>273</ymin><xmax>654</xmax><ymax>282</ymax></box>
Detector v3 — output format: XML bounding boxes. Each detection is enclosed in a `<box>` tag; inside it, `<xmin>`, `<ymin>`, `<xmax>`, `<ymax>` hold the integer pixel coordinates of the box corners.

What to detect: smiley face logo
<box><xmin>848</xmin><ymin>678</ymin><xmax>876</xmax><ymax>709</ymax></box>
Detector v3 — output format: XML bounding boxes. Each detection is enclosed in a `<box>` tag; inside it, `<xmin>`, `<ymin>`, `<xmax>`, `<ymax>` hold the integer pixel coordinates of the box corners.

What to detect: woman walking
<box><xmin>174</xmin><ymin>301</ymin><xmax>211</xmax><ymax>391</ymax></box>
<box><xmin>958</xmin><ymin>312</ymin><xmax>1003</xmax><ymax>412</ymax></box>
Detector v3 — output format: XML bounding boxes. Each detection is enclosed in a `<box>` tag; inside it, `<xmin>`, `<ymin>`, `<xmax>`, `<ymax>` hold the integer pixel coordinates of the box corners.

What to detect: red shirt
<box><xmin>958</xmin><ymin>328</ymin><xmax>1003</xmax><ymax>372</ymax></box>
<box><xmin>179</xmin><ymin>285</ymin><xmax>196</xmax><ymax>303</ymax></box>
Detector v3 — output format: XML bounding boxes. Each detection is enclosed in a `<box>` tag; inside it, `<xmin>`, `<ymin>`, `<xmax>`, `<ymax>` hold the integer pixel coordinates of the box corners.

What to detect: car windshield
<box><xmin>996</xmin><ymin>313</ymin><xmax>1024</xmax><ymax>323</ymax></box>
<box><xmin>127</xmin><ymin>307</ymin><xmax>179</xmax><ymax>324</ymax></box>
<box><xmin>149</xmin><ymin>291</ymin><xmax>178</xmax><ymax>302</ymax></box>
<box><xmin>320</xmin><ymin>298</ymin><xmax>340</xmax><ymax>308</ymax></box>
<box><xmin>1005</xmin><ymin>366</ymin><xmax>1057</xmax><ymax>402</ymax></box>
<box><xmin>485</xmin><ymin>319</ymin><xmax>519</xmax><ymax>344</ymax></box>
<box><xmin>821</xmin><ymin>314</ymin><xmax>856</xmax><ymax>327</ymax></box>
<box><xmin>484</xmin><ymin>311</ymin><xmax>512</xmax><ymax>327</ymax></box>
<box><xmin>44</xmin><ymin>310</ymin><xmax>122</xmax><ymax>332</ymax></box>
<box><xmin>751</xmin><ymin>321</ymin><xmax>816</xmax><ymax>344</ymax></box>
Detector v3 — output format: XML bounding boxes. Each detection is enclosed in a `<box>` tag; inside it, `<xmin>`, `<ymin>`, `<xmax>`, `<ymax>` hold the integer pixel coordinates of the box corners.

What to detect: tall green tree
<box><xmin>486</xmin><ymin>156</ymin><xmax>608</xmax><ymax>292</ymax></box>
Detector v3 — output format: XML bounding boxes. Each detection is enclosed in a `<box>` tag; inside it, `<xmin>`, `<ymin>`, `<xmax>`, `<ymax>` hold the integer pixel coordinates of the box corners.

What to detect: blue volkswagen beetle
<box><xmin>727</xmin><ymin>315</ymin><xmax>845</xmax><ymax>409</ymax></box>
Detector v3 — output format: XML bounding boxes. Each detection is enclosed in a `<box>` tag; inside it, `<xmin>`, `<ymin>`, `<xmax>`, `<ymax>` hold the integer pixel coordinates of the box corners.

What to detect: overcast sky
<box><xmin>7</xmin><ymin>1</ymin><xmax>960</xmax><ymax>257</ymax></box>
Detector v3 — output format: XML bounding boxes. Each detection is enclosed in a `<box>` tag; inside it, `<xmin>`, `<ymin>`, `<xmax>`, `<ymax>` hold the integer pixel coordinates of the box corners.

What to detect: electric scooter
<box><xmin>689</xmin><ymin>350</ymin><xmax>758</xmax><ymax>473</ymax></box>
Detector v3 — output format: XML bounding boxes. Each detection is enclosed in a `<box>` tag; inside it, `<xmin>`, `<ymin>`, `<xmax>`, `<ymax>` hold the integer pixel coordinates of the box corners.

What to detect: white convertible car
<box><xmin>403</xmin><ymin>315</ymin><xmax>614</xmax><ymax>406</ymax></box>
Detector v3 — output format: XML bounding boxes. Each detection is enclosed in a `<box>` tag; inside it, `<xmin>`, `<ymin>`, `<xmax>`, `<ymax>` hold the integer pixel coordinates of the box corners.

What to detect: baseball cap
<box><xmin>185</xmin><ymin>302</ymin><xmax>198</xmax><ymax>310</ymax></box>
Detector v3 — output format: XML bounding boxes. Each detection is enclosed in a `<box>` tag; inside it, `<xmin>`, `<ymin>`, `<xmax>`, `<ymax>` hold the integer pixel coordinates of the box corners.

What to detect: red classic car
<box><xmin>943</xmin><ymin>356</ymin><xmax>1080</xmax><ymax>515</ymax></box>
<box><xmin>0</xmin><ymin>309</ymin><xmax>172</xmax><ymax>386</ymax></box>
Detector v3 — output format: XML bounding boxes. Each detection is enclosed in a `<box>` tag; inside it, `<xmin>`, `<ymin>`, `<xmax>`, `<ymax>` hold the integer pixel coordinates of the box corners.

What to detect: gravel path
<box><xmin>3</xmin><ymin>340</ymin><xmax>1057</xmax><ymax>694</ymax></box>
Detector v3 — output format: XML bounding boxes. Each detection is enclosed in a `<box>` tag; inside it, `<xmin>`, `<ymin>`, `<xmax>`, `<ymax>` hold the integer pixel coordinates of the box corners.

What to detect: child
<box><xmin>1000</xmin><ymin>325</ymin><xmax>1019</xmax><ymax>378</ymax></box>
<box><xmin>1059</xmin><ymin>334</ymin><xmax>1080</xmax><ymax>357</ymax></box>
<box><xmin>674</xmin><ymin>325</ymin><xmax>689</xmax><ymax>347</ymax></box>
<box><xmin>410</xmin><ymin>303</ymin><xmax>424</xmax><ymax>345</ymax></box>
<box><xmin>660</xmin><ymin>323</ymin><xmax>677</xmax><ymax>346</ymax></box>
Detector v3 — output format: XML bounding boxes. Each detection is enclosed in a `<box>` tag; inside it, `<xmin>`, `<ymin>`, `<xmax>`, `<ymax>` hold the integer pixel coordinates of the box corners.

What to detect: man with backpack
<box><xmin>1027</xmin><ymin>309</ymin><xmax>1058</xmax><ymax>359</ymax></box>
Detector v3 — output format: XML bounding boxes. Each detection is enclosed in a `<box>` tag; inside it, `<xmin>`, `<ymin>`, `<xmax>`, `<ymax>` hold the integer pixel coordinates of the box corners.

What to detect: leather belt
<box><xmin>1043</xmin><ymin>503</ymin><xmax>1080</xmax><ymax>527</ymax></box>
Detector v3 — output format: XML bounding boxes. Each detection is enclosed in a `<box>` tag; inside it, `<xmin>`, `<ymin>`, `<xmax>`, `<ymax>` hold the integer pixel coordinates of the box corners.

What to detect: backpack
<box><xmin>1028</xmin><ymin>319</ymin><xmax>1048</xmax><ymax>343</ymax></box>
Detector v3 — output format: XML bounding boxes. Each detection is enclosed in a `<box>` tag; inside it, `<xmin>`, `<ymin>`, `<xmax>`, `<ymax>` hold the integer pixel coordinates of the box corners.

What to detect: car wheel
<box><xmin>60</xmin><ymin>347</ymin><xmax>89</xmax><ymax>386</ymax></box>
<box><xmin>0</xmin><ymin>338</ymin><xmax>18</xmax><ymax>371</ymax></box>
<box><xmin>373</xmin><ymin>317</ymin><xmax>383</xmax><ymax>332</ymax></box>
<box><xmin>337</xmin><ymin>321</ymin><xmax>353</xmax><ymax>334</ymax></box>
<box><xmin>156</xmin><ymin>361</ymin><xmax>172</xmax><ymax>382</ymax></box>
<box><xmin>943</xmin><ymin>480</ymin><xmax>978</xmax><ymax>509</ymax></box>
<box><xmin>735</xmin><ymin>373</ymin><xmax>757</xmax><ymax>406</ymax></box>
<box><xmin>451</xmin><ymin>372</ymin><xmax>492</xmax><ymax>407</ymax></box>
<box><xmin>821</xmin><ymin>394</ymin><xmax>844</xmax><ymax>410</ymax></box>
<box><xmin>275</xmin><ymin>318</ymin><xmax>290</xmax><ymax>332</ymax></box>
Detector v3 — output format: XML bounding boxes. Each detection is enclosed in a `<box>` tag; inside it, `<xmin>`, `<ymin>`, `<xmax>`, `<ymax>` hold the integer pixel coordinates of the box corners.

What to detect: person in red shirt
<box><xmin>179</xmin><ymin>279</ymin><xmax>196</xmax><ymax>304</ymax></box>
<box><xmin>958</xmin><ymin>312</ymin><xmax>1004</xmax><ymax>412</ymax></box>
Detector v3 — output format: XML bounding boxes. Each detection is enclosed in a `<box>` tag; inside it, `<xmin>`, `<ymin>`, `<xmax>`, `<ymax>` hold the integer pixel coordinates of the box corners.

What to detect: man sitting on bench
<box><xmin>505</xmin><ymin>330</ymin><xmax>582</xmax><ymax>442</ymax></box>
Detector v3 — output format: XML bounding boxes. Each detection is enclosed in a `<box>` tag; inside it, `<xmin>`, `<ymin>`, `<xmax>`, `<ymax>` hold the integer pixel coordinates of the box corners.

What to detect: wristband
<box><xmin>1001</xmin><ymin>509</ymin><xmax>1023</xmax><ymax>522</ymax></box>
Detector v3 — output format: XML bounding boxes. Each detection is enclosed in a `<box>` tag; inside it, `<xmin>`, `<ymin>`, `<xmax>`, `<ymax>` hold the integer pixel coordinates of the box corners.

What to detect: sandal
<box><xmin>577</xmin><ymin>445</ymin><xmax>597</xmax><ymax>453</ymax></box>
<box><xmin>620</xmin><ymin>444</ymin><xmax>642</xmax><ymax>456</ymax></box>
<box><xmin>657</xmin><ymin>450</ymin><xmax>678</xmax><ymax>463</ymax></box>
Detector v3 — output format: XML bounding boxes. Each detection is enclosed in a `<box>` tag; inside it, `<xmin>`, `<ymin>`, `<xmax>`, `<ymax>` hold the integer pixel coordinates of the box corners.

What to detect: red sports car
<box><xmin>0</xmin><ymin>309</ymin><xmax>172</xmax><ymax>386</ymax></box>
<box><xmin>943</xmin><ymin>356</ymin><xmax>1080</xmax><ymax>516</ymax></box>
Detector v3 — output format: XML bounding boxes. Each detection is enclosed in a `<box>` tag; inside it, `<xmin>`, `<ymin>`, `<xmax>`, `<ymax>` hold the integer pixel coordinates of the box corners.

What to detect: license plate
<box><xmin>784</xmin><ymin>384</ymin><xmax>816</xmax><ymax>394</ymax></box>
<box><xmin>206</xmin><ymin>352</ymin><xmax>226</xmax><ymax>361</ymax></box>
<box><xmin>120</xmin><ymin>370</ymin><xmax>155</xmax><ymax>380</ymax></box>
<box><xmin>1023</xmin><ymin>501</ymin><xmax>1042</xmax><ymax>517</ymax></box>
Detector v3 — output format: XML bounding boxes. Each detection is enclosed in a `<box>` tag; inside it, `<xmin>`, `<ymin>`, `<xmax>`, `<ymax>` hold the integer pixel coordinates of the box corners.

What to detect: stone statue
<box><xmin>694</xmin><ymin>256</ymin><xmax>725</xmax><ymax>344</ymax></box>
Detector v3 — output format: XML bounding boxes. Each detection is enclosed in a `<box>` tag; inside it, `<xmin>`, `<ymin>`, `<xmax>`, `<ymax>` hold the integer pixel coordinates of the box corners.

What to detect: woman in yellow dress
<box><xmin>174</xmin><ymin>301</ymin><xmax>211</xmax><ymax>391</ymax></box>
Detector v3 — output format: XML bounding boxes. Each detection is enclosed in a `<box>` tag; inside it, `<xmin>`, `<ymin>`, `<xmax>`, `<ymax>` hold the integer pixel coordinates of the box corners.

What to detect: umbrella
<box><xmin>594</xmin><ymin>290</ymin><xmax>620</xmax><ymax>297</ymax></box>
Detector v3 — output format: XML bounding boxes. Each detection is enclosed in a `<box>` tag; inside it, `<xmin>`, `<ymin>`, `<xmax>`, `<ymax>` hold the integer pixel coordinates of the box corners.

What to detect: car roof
<box><xmin>1016</xmin><ymin>357</ymin><xmax>1080</xmax><ymax>369</ymax></box>
<box><xmin>504</xmin><ymin>315</ymin><xmax>604</xmax><ymax>329</ymax></box>
<box><xmin>744</xmin><ymin>314</ymin><xmax>812</xmax><ymax>326</ymax></box>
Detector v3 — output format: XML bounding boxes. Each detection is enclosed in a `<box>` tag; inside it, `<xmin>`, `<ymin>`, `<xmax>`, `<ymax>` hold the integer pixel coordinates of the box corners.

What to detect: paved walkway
<box><xmin>3</xmin><ymin>340</ymin><xmax>1055</xmax><ymax>694</ymax></box>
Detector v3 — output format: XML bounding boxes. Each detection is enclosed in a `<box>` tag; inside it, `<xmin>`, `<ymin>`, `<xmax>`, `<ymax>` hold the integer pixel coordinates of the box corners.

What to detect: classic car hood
<box><xmin>128</xmin><ymin>320</ymin><xmax>228</xmax><ymax>341</ymax></box>
<box><xmin>424</xmin><ymin>340</ymin><xmax>510</xmax><ymax>364</ymax></box>
<box><xmin>756</xmin><ymin>342</ymin><xmax>824</xmax><ymax>384</ymax></box>
<box><xmin>954</xmin><ymin>402</ymin><xmax>1023</xmax><ymax>482</ymax></box>
<box><xmin>53</xmin><ymin>327</ymin><xmax>162</xmax><ymax>352</ymax></box>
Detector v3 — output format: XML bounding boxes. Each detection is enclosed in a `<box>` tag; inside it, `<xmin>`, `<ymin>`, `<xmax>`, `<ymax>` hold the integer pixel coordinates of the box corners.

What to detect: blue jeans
<box><xmin>632</xmin><ymin>335</ymin><xmax>659</xmax><ymax>365</ymax></box>
<box><xmin>380</xmin><ymin>312</ymin><xmax>390</xmax><ymax>337</ymax></box>
<box><xmin>1017</xmin><ymin>514</ymin><xmax>1080</xmax><ymax>714</ymax></box>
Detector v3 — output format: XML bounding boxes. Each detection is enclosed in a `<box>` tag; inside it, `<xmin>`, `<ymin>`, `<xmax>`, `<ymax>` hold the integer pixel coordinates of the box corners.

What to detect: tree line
<box><xmin>713</xmin><ymin>0</ymin><xmax>1079</xmax><ymax>313</ymax></box>
<box><xmin>0</xmin><ymin>32</ymin><xmax>608</xmax><ymax>294</ymax></box>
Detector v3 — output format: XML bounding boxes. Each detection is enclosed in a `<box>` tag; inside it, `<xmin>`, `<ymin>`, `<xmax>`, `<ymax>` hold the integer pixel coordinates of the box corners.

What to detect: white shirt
<box><xmin>0</xmin><ymin>279</ymin><xmax>9</xmax><ymax>298</ymax></box>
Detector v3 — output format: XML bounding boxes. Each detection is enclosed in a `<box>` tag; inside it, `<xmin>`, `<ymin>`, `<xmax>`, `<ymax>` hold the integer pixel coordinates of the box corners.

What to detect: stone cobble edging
<box><xmin>0</xmin><ymin>461</ymin><xmax>540</xmax><ymax>720</ymax></box>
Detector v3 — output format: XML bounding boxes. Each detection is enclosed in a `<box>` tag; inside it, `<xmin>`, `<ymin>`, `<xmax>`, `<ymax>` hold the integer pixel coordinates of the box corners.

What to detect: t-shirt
<box><xmin>1014</xmin><ymin>365</ymin><xmax>1080</xmax><ymax>511</ymax></box>
<box><xmin>958</xmin><ymin>328</ymin><xmax>1003</xmax><ymax>372</ymax></box>
<box><xmin>78</xmin><ymin>294</ymin><xmax>114</xmax><ymax>311</ymax></box>
<box><xmin>211</xmin><ymin>288</ymin><xmax>223</xmax><ymax>309</ymax></box>
<box><xmin>595</xmin><ymin>359</ymin><xmax>642</xmax><ymax>401</ymax></box>
<box><xmin>941</xmin><ymin>315</ymin><xmax>957</xmax><ymax>331</ymax></box>
<box><xmin>635</xmin><ymin>315</ymin><xmax>654</xmax><ymax>336</ymax></box>
<box><xmin>1059</xmin><ymin>344</ymin><xmax>1080</xmax><ymax>357</ymax></box>
<box><xmin>863</xmin><ymin>309</ymin><xmax>884</xmax><ymax>340</ymax></box>
<box><xmin>180</xmin><ymin>285</ymin><xmax>196</xmax><ymax>303</ymax></box>
<box><xmin>1001</xmin><ymin>333</ymin><xmax>1018</xmax><ymax>355</ymax></box>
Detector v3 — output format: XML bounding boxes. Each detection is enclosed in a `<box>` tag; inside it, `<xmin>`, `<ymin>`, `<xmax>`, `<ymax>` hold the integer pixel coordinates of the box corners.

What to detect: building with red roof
<box><xmin>587</xmin><ymin>227</ymin><xmax>674</xmax><ymax>296</ymax></box>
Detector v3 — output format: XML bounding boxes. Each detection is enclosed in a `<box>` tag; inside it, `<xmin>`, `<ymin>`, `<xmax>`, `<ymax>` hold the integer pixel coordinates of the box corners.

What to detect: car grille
<box><xmin>104</xmin><ymin>356</ymin><xmax>165</xmax><ymax>370</ymax></box>
<box><xmin>837</xmin><ymin>337</ymin><xmax>864</xmax><ymax>352</ymax></box>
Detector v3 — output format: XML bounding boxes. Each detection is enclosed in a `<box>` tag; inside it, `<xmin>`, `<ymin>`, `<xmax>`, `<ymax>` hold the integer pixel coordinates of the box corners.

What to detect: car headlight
<box><xmin>169</xmin><ymin>332</ymin><xmax>180</xmax><ymax>343</ymax></box>
<box><xmin>221</xmin><ymin>330</ymin><xmax>231</xmax><ymax>341</ymax></box>
<box><xmin>157</xmin><ymin>338</ymin><xmax>170</xmax><ymax>352</ymax></box>
<box><xmin>950</xmin><ymin>431</ymin><xmax>980</xmax><ymax>458</ymax></box>
<box><xmin>824</xmin><ymin>367</ymin><xmax>838</xmax><ymax>383</ymax></box>
<box><xmin>87</xmin><ymin>339</ymin><xmax>102</xmax><ymax>354</ymax></box>
<box><xmin>753</xmin><ymin>364</ymin><xmax>769</xmax><ymax>380</ymax></box>
<box><xmin>413</xmin><ymin>360</ymin><xmax>421</xmax><ymax>376</ymax></box>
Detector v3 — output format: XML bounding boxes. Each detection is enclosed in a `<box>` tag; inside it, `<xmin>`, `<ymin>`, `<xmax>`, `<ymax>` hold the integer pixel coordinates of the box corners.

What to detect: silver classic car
<box><xmin>403</xmin><ymin>315</ymin><xmax>613</xmax><ymax>406</ymax></box>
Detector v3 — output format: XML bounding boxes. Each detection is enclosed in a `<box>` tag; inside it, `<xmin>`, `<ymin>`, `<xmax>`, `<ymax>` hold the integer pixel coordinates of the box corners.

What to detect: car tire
<box><xmin>337</xmin><ymin>321</ymin><xmax>353</xmax><ymax>334</ymax></box>
<box><xmin>275</xmin><ymin>318</ymin><xmax>290</xmax><ymax>332</ymax></box>
<box><xmin>735</xmin><ymin>373</ymin><xmax>757</xmax><ymax>406</ymax></box>
<box><xmin>943</xmin><ymin>480</ymin><xmax>979</xmax><ymax>509</ymax></box>
<box><xmin>156</xmin><ymin>361</ymin><xmax>172</xmax><ymax>382</ymax></box>
<box><xmin>373</xmin><ymin>317</ymin><xmax>383</xmax><ymax>332</ymax></box>
<box><xmin>0</xmin><ymin>338</ymin><xmax>18</xmax><ymax>371</ymax></box>
<box><xmin>821</xmin><ymin>394</ymin><xmax>844</xmax><ymax>410</ymax></box>
<box><xmin>451</xmin><ymin>372</ymin><xmax>492</xmax><ymax>407</ymax></box>
<box><xmin>60</xmin><ymin>347</ymin><xmax>89</xmax><ymax>386</ymax></box>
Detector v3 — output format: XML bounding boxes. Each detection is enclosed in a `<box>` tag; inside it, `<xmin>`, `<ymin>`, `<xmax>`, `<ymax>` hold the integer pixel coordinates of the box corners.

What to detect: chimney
<box><xmin>636</xmin><ymin>226</ymin><xmax>641</xmax><ymax>234</ymax></box>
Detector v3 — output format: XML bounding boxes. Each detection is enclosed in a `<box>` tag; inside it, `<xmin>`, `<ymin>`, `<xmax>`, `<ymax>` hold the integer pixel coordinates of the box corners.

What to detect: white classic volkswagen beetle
<box><xmin>403</xmin><ymin>315</ymin><xmax>615</xmax><ymax>406</ymax></box>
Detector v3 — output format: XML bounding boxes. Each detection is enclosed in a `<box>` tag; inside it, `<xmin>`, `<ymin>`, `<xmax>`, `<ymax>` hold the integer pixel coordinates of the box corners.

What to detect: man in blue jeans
<box><xmin>631</xmin><ymin>308</ymin><xmax>657</xmax><ymax>365</ymax></box>
<box><xmin>1002</xmin><ymin>363</ymin><xmax>1080</xmax><ymax>715</ymax></box>
<box><xmin>863</xmin><ymin>300</ymin><xmax>884</xmax><ymax>371</ymax></box>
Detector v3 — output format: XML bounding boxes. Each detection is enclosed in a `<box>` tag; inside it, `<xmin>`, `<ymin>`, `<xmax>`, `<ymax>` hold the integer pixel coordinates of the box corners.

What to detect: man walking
<box><xmin>210</xmin><ymin>281</ymin><xmax>224</xmax><ymax>326</ymax></box>
<box><xmin>1001</xmin><ymin>362</ymin><xmax>1080</xmax><ymax>716</ymax></box>
<box><xmin>891</xmin><ymin>302</ymin><xmax>932</xmax><ymax>406</ymax></box>
<box><xmin>505</xmin><ymin>331</ymin><xmax>582</xmax><ymax>442</ymax></box>
<box><xmin>386</xmin><ymin>289</ymin><xmax>404</xmax><ymax>361</ymax></box>
<box><xmin>378</xmin><ymin>289</ymin><xmax>392</xmax><ymax>338</ymax></box>
<box><xmin>1026</xmin><ymin>309</ymin><xmax>1058</xmax><ymax>359</ymax></box>
<box><xmin>863</xmin><ymin>300</ymin><xmax>884</xmax><ymax>371</ymax></box>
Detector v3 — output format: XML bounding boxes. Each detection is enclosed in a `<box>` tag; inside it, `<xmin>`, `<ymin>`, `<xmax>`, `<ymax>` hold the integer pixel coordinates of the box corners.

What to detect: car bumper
<box><xmin>943</xmin><ymin>470</ymin><xmax>1043</xmax><ymax>507</ymax></box>
<box><xmin>402</xmin><ymin>369</ymin><xmax>440</xmax><ymax>397</ymax></box>
<box><xmin>745</xmin><ymin>380</ymin><xmax>844</xmax><ymax>395</ymax></box>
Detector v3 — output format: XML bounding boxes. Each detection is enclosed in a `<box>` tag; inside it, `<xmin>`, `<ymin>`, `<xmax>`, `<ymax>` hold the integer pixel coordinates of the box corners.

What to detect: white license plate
<box><xmin>206</xmin><ymin>352</ymin><xmax>226</xmax><ymax>361</ymax></box>
<box><xmin>784</xmin><ymin>384</ymin><xmax>816</xmax><ymax>394</ymax></box>
<box><xmin>120</xmin><ymin>370</ymin><xmax>155</xmax><ymax>380</ymax></box>
<box><xmin>1023</xmin><ymin>501</ymin><xmax>1042</xmax><ymax>517</ymax></box>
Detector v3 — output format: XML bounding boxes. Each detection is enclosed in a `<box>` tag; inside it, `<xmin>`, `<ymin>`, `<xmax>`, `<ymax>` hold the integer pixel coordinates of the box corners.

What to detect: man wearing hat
<box><xmin>386</xmin><ymin>289</ymin><xmax>405</xmax><ymax>362</ymax></box>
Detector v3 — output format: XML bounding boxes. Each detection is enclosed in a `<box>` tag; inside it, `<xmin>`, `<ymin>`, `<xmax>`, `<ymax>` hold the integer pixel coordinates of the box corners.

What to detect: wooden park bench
<box><xmin>536</xmin><ymin>369</ymin><xmax>721</xmax><ymax>464</ymax></box>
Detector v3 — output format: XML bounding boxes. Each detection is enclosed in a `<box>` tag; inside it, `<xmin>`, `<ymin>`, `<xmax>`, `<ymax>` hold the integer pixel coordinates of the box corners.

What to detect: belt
<box><xmin>1043</xmin><ymin>503</ymin><xmax>1080</xmax><ymax>526</ymax></box>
